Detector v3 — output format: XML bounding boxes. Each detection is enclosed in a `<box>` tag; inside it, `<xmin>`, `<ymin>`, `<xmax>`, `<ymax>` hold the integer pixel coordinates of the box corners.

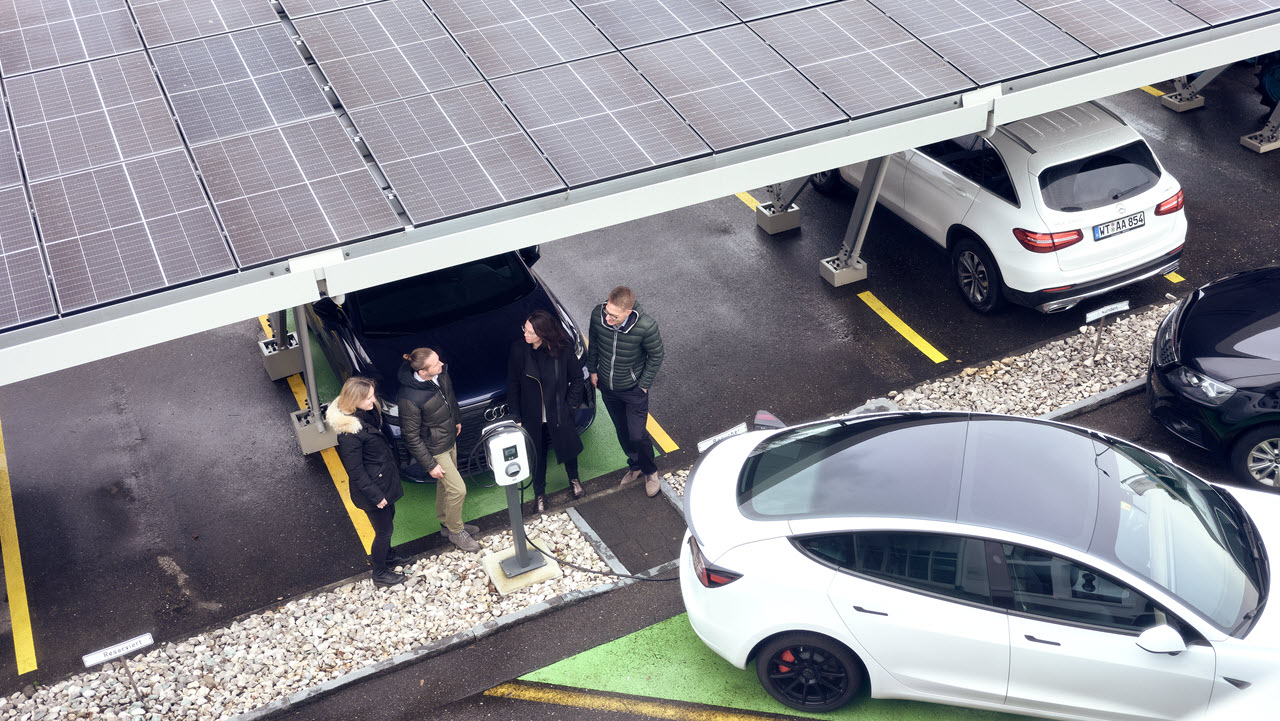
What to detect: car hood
<box><xmin>360</xmin><ymin>286</ymin><xmax>556</xmax><ymax>407</ymax></box>
<box><xmin>1180</xmin><ymin>268</ymin><xmax>1280</xmax><ymax>383</ymax></box>
<box><xmin>1214</xmin><ymin>484</ymin><xmax>1280</xmax><ymax>646</ymax></box>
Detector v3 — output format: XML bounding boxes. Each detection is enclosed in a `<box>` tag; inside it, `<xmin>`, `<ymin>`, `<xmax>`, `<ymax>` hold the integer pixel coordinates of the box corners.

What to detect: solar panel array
<box><xmin>0</xmin><ymin>0</ymin><xmax>1274</xmax><ymax>332</ymax></box>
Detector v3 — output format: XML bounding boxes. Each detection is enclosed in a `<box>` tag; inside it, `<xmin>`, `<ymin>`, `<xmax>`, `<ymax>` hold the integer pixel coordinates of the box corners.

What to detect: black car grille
<box><xmin>1153</xmin><ymin>304</ymin><xmax>1180</xmax><ymax>367</ymax></box>
<box><xmin>1155</xmin><ymin>335</ymin><xmax>1177</xmax><ymax>367</ymax></box>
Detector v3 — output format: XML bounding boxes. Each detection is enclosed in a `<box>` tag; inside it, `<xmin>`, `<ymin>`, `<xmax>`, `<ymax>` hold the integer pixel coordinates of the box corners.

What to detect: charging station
<box><xmin>479</xmin><ymin>422</ymin><xmax>562</xmax><ymax>594</ymax></box>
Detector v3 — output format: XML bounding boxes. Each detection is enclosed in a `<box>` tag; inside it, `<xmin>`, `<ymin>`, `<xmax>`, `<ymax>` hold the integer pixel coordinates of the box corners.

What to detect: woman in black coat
<box><xmin>328</xmin><ymin>376</ymin><xmax>409</xmax><ymax>587</ymax></box>
<box><xmin>507</xmin><ymin>310</ymin><xmax>588</xmax><ymax>513</ymax></box>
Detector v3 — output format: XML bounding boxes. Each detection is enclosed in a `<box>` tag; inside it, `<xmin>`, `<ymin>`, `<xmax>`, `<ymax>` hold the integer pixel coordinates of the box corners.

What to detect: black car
<box><xmin>306</xmin><ymin>249</ymin><xmax>594</xmax><ymax>475</ymax></box>
<box><xmin>1148</xmin><ymin>266</ymin><xmax>1280</xmax><ymax>487</ymax></box>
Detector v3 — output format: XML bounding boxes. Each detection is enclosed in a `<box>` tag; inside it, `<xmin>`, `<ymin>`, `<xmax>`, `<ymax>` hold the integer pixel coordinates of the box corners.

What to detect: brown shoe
<box><xmin>446</xmin><ymin>529</ymin><xmax>481</xmax><ymax>553</ymax></box>
<box><xmin>644</xmin><ymin>473</ymin><xmax>661</xmax><ymax>498</ymax></box>
<box><xmin>620</xmin><ymin>469</ymin><xmax>643</xmax><ymax>486</ymax></box>
<box><xmin>570</xmin><ymin>478</ymin><xmax>585</xmax><ymax>499</ymax></box>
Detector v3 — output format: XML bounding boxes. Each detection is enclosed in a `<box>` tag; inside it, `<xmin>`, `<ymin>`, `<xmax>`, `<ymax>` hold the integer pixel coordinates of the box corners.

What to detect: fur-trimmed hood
<box><xmin>325</xmin><ymin>404</ymin><xmax>364</xmax><ymax>435</ymax></box>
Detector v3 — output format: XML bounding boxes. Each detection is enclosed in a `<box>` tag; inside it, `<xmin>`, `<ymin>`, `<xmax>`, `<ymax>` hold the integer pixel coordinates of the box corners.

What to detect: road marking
<box><xmin>1141</xmin><ymin>85</ymin><xmax>1165</xmax><ymax>96</ymax></box>
<box><xmin>735</xmin><ymin>192</ymin><xmax>759</xmax><ymax>210</ymax></box>
<box><xmin>0</xmin><ymin>417</ymin><xmax>36</xmax><ymax>674</ymax></box>
<box><xmin>485</xmin><ymin>682</ymin><xmax>782</xmax><ymax>721</ymax></box>
<box><xmin>646</xmin><ymin>414</ymin><xmax>679</xmax><ymax>453</ymax></box>
<box><xmin>858</xmin><ymin>291</ymin><xmax>948</xmax><ymax>363</ymax></box>
<box><xmin>1165</xmin><ymin>272</ymin><xmax>1185</xmax><ymax>283</ymax></box>
<box><xmin>258</xmin><ymin>315</ymin><xmax>375</xmax><ymax>552</ymax></box>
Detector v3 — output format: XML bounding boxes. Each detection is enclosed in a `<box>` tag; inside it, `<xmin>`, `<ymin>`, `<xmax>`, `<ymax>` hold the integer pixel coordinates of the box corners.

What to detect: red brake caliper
<box><xmin>778</xmin><ymin>649</ymin><xmax>795</xmax><ymax>673</ymax></box>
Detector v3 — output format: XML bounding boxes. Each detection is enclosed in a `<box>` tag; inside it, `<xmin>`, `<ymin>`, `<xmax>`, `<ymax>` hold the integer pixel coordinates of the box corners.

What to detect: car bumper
<box><xmin>679</xmin><ymin>533</ymin><xmax>749</xmax><ymax>669</ymax></box>
<box><xmin>1147</xmin><ymin>365</ymin><xmax>1227</xmax><ymax>452</ymax></box>
<box><xmin>1005</xmin><ymin>246</ymin><xmax>1183</xmax><ymax>313</ymax></box>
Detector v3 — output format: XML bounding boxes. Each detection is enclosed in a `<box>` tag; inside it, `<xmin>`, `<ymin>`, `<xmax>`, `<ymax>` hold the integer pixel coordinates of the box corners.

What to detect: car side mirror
<box><xmin>1136</xmin><ymin>625</ymin><xmax>1186</xmax><ymax>655</ymax></box>
<box><xmin>519</xmin><ymin>245</ymin><xmax>541</xmax><ymax>267</ymax></box>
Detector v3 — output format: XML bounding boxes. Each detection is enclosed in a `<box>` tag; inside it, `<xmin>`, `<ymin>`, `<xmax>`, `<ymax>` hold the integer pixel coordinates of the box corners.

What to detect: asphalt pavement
<box><xmin>0</xmin><ymin>70</ymin><xmax>1276</xmax><ymax>697</ymax></box>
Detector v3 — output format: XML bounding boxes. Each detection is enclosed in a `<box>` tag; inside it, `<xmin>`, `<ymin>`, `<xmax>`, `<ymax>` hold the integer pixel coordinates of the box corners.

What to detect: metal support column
<box><xmin>258</xmin><ymin>308</ymin><xmax>303</xmax><ymax>380</ymax></box>
<box><xmin>1161</xmin><ymin>65</ymin><xmax>1229</xmax><ymax>111</ymax></box>
<box><xmin>820</xmin><ymin>155</ymin><xmax>889</xmax><ymax>287</ymax></box>
<box><xmin>1242</xmin><ymin>102</ymin><xmax>1280</xmax><ymax>153</ymax></box>
<box><xmin>755</xmin><ymin>176</ymin><xmax>809</xmax><ymax>235</ymax></box>
<box><xmin>288</xmin><ymin>304</ymin><xmax>338</xmax><ymax>454</ymax></box>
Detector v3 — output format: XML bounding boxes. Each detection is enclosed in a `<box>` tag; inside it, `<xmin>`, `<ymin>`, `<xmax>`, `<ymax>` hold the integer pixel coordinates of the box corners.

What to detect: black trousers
<box><xmin>600</xmin><ymin>385</ymin><xmax>657</xmax><ymax>475</ymax></box>
<box><xmin>365</xmin><ymin>503</ymin><xmax>396</xmax><ymax>573</ymax></box>
<box><xmin>531</xmin><ymin>422</ymin><xmax>579</xmax><ymax>497</ymax></box>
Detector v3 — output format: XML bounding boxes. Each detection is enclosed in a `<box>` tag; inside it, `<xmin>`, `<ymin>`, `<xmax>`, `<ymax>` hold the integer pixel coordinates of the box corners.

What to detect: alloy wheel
<box><xmin>763</xmin><ymin>644</ymin><xmax>850</xmax><ymax>708</ymax></box>
<box><xmin>1246</xmin><ymin>437</ymin><xmax>1280</xmax><ymax>487</ymax></box>
<box><xmin>957</xmin><ymin>250</ymin><xmax>989</xmax><ymax>304</ymax></box>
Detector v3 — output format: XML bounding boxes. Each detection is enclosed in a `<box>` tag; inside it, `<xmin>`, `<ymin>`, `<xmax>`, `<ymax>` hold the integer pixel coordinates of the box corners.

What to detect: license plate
<box><xmin>1093</xmin><ymin>211</ymin><xmax>1145</xmax><ymax>240</ymax></box>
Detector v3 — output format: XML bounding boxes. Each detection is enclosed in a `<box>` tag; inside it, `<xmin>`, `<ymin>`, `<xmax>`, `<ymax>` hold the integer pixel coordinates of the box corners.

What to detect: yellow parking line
<box><xmin>258</xmin><ymin>315</ymin><xmax>375</xmax><ymax>553</ymax></box>
<box><xmin>735</xmin><ymin>192</ymin><xmax>759</xmax><ymax>210</ymax></box>
<box><xmin>647</xmin><ymin>415</ymin><xmax>679</xmax><ymax>453</ymax></box>
<box><xmin>485</xmin><ymin>682</ymin><xmax>780</xmax><ymax>721</ymax></box>
<box><xmin>1141</xmin><ymin>85</ymin><xmax>1165</xmax><ymax>96</ymax></box>
<box><xmin>1165</xmin><ymin>272</ymin><xmax>1185</xmax><ymax>283</ymax></box>
<box><xmin>0</xmin><ymin>417</ymin><xmax>36</xmax><ymax>674</ymax></box>
<box><xmin>858</xmin><ymin>291</ymin><xmax>948</xmax><ymax>363</ymax></box>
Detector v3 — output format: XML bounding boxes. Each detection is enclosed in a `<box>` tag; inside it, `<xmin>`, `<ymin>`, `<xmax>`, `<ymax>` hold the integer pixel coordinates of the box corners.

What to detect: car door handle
<box><xmin>853</xmin><ymin>606</ymin><xmax>888</xmax><ymax>616</ymax></box>
<box><xmin>1025</xmin><ymin>635</ymin><xmax>1061</xmax><ymax>646</ymax></box>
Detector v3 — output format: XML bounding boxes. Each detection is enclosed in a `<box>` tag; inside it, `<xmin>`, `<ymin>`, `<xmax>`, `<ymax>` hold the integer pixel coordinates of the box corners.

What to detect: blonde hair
<box><xmin>334</xmin><ymin>376</ymin><xmax>376</xmax><ymax>414</ymax></box>
<box><xmin>402</xmin><ymin>347</ymin><xmax>437</xmax><ymax>371</ymax></box>
<box><xmin>608</xmin><ymin>286</ymin><xmax>635</xmax><ymax>311</ymax></box>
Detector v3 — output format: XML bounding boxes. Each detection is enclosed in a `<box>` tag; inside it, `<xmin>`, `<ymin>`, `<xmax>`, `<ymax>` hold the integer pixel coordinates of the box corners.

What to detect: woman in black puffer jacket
<box><xmin>329</xmin><ymin>376</ymin><xmax>408</xmax><ymax>588</ymax></box>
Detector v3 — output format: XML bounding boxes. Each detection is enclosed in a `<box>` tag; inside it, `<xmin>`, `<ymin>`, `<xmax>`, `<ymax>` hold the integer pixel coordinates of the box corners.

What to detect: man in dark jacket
<box><xmin>397</xmin><ymin>347</ymin><xmax>480</xmax><ymax>552</ymax></box>
<box><xmin>586</xmin><ymin>286</ymin><xmax>665</xmax><ymax>497</ymax></box>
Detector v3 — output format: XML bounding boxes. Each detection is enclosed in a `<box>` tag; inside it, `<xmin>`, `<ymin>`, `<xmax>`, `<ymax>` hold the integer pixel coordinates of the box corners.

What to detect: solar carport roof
<box><xmin>1</xmin><ymin>0</ymin><xmax>1278</xmax><ymax>383</ymax></box>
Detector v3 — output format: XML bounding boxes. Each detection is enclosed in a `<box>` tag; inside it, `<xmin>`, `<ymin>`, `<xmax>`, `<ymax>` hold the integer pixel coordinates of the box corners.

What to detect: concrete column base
<box><xmin>820</xmin><ymin>256</ymin><xmax>868</xmax><ymax>287</ymax></box>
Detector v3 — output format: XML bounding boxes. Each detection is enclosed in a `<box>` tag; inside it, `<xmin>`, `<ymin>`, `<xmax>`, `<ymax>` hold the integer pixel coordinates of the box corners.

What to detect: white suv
<box><xmin>814</xmin><ymin>102</ymin><xmax>1186</xmax><ymax>313</ymax></box>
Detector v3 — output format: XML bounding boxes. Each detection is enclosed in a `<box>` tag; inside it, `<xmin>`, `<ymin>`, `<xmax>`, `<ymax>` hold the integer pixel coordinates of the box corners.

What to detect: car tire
<box><xmin>756</xmin><ymin>632</ymin><xmax>865</xmax><ymax>712</ymax></box>
<box><xmin>1230</xmin><ymin>425</ymin><xmax>1280</xmax><ymax>488</ymax></box>
<box><xmin>810</xmin><ymin>169</ymin><xmax>842</xmax><ymax>195</ymax></box>
<box><xmin>952</xmin><ymin>237</ymin><xmax>1004</xmax><ymax>314</ymax></box>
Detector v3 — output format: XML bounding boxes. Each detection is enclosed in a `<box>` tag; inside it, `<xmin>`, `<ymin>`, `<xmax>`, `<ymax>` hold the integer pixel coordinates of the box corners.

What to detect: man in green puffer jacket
<box><xmin>586</xmin><ymin>286</ymin><xmax>665</xmax><ymax>497</ymax></box>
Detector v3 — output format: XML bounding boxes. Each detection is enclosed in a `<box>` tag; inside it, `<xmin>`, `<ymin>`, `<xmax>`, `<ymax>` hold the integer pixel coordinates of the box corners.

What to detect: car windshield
<box><xmin>1038</xmin><ymin>140</ymin><xmax>1161</xmax><ymax>212</ymax></box>
<box><xmin>1098</xmin><ymin>438</ymin><xmax>1265</xmax><ymax>633</ymax></box>
<box><xmin>354</xmin><ymin>254</ymin><xmax>535</xmax><ymax>335</ymax></box>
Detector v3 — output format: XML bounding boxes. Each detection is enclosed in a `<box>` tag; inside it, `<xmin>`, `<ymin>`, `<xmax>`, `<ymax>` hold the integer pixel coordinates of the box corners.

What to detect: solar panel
<box><xmin>1022</xmin><ymin>0</ymin><xmax>1206</xmax><ymax>54</ymax></box>
<box><xmin>278</xmin><ymin>0</ymin><xmax>378</xmax><ymax>18</ymax></box>
<box><xmin>0</xmin><ymin>185</ymin><xmax>56</xmax><ymax>330</ymax></box>
<box><xmin>8</xmin><ymin>52</ymin><xmax>185</xmax><ymax>182</ymax></box>
<box><xmin>1169</xmin><ymin>0</ymin><xmax>1280</xmax><ymax>24</ymax></box>
<box><xmin>30</xmin><ymin>150</ymin><xmax>234</xmax><ymax>312</ymax></box>
<box><xmin>752</xmin><ymin>1</ymin><xmax>974</xmax><ymax>118</ymax></box>
<box><xmin>131</xmin><ymin>0</ymin><xmax>280</xmax><ymax>47</ymax></box>
<box><xmin>190</xmin><ymin>116</ymin><xmax>400</xmax><ymax>267</ymax></box>
<box><xmin>718</xmin><ymin>0</ymin><xmax>839</xmax><ymax>21</ymax></box>
<box><xmin>0</xmin><ymin>0</ymin><xmax>143</xmax><ymax>76</ymax></box>
<box><xmin>349</xmin><ymin>82</ymin><xmax>565</xmax><ymax>224</ymax></box>
<box><xmin>491</xmin><ymin>53</ymin><xmax>709</xmax><ymax>186</ymax></box>
<box><xmin>871</xmin><ymin>0</ymin><xmax>1094</xmax><ymax>85</ymax></box>
<box><xmin>625</xmin><ymin>25</ymin><xmax>846</xmax><ymax>151</ymax></box>
<box><xmin>571</xmin><ymin>0</ymin><xmax>739</xmax><ymax>48</ymax></box>
<box><xmin>293</xmin><ymin>0</ymin><xmax>480</xmax><ymax>110</ymax></box>
<box><xmin>0</xmin><ymin>125</ymin><xmax>22</xmax><ymax>189</ymax></box>
<box><xmin>430</xmin><ymin>0</ymin><xmax>615</xmax><ymax>78</ymax></box>
<box><xmin>152</xmin><ymin>24</ymin><xmax>332</xmax><ymax>146</ymax></box>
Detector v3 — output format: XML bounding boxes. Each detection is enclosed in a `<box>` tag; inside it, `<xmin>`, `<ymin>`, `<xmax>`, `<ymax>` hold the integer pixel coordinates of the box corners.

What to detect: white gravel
<box><xmin>8</xmin><ymin>513</ymin><xmax>612</xmax><ymax>721</ymax></box>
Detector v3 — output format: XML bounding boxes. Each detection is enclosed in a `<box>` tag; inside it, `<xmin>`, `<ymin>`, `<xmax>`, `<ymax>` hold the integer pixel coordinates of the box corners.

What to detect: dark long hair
<box><xmin>527</xmin><ymin>310</ymin><xmax>570</xmax><ymax>357</ymax></box>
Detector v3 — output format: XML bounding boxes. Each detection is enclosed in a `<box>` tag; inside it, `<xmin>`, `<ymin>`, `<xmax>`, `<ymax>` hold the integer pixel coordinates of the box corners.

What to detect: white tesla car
<box><xmin>681</xmin><ymin>412</ymin><xmax>1276</xmax><ymax>719</ymax></box>
<box><xmin>813</xmin><ymin>102</ymin><xmax>1186</xmax><ymax>314</ymax></box>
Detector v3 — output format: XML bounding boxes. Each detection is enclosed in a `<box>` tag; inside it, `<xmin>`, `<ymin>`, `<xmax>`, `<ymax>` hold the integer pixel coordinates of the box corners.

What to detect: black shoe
<box><xmin>385</xmin><ymin>550</ymin><xmax>412</xmax><ymax>567</ymax></box>
<box><xmin>535</xmin><ymin>495</ymin><xmax>546</xmax><ymax>514</ymax></box>
<box><xmin>372</xmin><ymin>569</ymin><xmax>406</xmax><ymax>587</ymax></box>
<box><xmin>570</xmin><ymin>478</ymin><xmax>585</xmax><ymax>499</ymax></box>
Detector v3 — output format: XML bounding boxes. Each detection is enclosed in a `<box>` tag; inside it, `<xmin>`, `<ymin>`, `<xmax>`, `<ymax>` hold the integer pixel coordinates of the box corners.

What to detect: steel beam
<box><xmin>820</xmin><ymin>156</ymin><xmax>888</xmax><ymax>287</ymax></box>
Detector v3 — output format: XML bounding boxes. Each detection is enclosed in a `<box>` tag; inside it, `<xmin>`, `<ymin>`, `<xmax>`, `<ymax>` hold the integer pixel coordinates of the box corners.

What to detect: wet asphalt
<box><xmin>0</xmin><ymin>67</ymin><xmax>1276</xmax><ymax>693</ymax></box>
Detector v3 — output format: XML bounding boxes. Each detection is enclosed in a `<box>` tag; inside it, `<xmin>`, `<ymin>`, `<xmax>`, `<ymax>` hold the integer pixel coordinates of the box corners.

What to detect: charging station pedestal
<box><xmin>480</xmin><ymin>422</ymin><xmax>562</xmax><ymax>594</ymax></box>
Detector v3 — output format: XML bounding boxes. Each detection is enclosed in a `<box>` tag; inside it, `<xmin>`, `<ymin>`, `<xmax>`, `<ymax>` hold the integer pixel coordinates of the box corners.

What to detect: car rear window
<box><xmin>1038</xmin><ymin>140</ymin><xmax>1161</xmax><ymax>212</ymax></box>
<box><xmin>736</xmin><ymin>415</ymin><xmax>968</xmax><ymax>520</ymax></box>
<box><xmin>354</xmin><ymin>254</ymin><xmax>535</xmax><ymax>334</ymax></box>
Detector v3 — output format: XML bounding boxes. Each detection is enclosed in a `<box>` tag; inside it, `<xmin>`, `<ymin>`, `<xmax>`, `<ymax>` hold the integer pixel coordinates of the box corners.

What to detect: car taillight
<box><xmin>1014</xmin><ymin>228</ymin><xmax>1084</xmax><ymax>253</ymax></box>
<box><xmin>688</xmin><ymin>536</ymin><xmax>741</xmax><ymax>588</ymax></box>
<box><xmin>1155</xmin><ymin>189</ymin><xmax>1184</xmax><ymax>216</ymax></box>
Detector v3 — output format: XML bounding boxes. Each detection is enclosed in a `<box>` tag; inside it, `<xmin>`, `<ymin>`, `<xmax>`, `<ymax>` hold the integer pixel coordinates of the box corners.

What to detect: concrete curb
<box><xmin>566</xmin><ymin>506</ymin><xmax>631</xmax><ymax>576</ymax></box>
<box><xmin>658</xmin><ymin>479</ymin><xmax>685</xmax><ymax>520</ymax></box>
<box><xmin>230</xmin><ymin>554</ymin><xmax>679</xmax><ymax>721</ymax></box>
<box><xmin>1039</xmin><ymin>378</ymin><xmax>1145</xmax><ymax>422</ymax></box>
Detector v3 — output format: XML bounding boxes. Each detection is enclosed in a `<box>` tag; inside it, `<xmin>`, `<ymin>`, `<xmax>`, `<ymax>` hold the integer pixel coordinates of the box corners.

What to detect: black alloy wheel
<box><xmin>1231</xmin><ymin>425</ymin><xmax>1280</xmax><ymax>488</ymax></box>
<box><xmin>811</xmin><ymin>169</ymin><xmax>843</xmax><ymax>194</ymax></box>
<box><xmin>952</xmin><ymin>237</ymin><xmax>1004</xmax><ymax>314</ymax></box>
<box><xmin>756</xmin><ymin>633</ymin><xmax>864</xmax><ymax>712</ymax></box>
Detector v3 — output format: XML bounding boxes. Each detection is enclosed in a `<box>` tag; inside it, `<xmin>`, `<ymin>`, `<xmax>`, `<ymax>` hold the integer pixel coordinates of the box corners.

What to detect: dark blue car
<box><xmin>306</xmin><ymin>249</ymin><xmax>594</xmax><ymax>476</ymax></box>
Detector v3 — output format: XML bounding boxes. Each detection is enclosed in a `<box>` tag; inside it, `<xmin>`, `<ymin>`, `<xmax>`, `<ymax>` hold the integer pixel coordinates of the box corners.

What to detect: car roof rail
<box><xmin>995</xmin><ymin>126</ymin><xmax>1035</xmax><ymax>154</ymax></box>
<box><xmin>1088</xmin><ymin>100</ymin><xmax>1129</xmax><ymax>126</ymax></box>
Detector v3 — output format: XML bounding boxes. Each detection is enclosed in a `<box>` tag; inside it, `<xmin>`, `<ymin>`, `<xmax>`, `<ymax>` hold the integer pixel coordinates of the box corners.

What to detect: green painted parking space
<box><xmin>279</xmin><ymin>310</ymin><xmax>638</xmax><ymax>546</ymax></box>
<box><xmin>522</xmin><ymin>614</ymin><xmax>1021</xmax><ymax>721</ymax></box>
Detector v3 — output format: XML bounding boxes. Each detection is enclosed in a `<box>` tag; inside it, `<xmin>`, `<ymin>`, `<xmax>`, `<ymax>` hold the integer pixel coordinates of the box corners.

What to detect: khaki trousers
<box><xmin>433</xmin><ymin>446</ymin><xmax>466</xmax><ymax>534</ymax></box>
